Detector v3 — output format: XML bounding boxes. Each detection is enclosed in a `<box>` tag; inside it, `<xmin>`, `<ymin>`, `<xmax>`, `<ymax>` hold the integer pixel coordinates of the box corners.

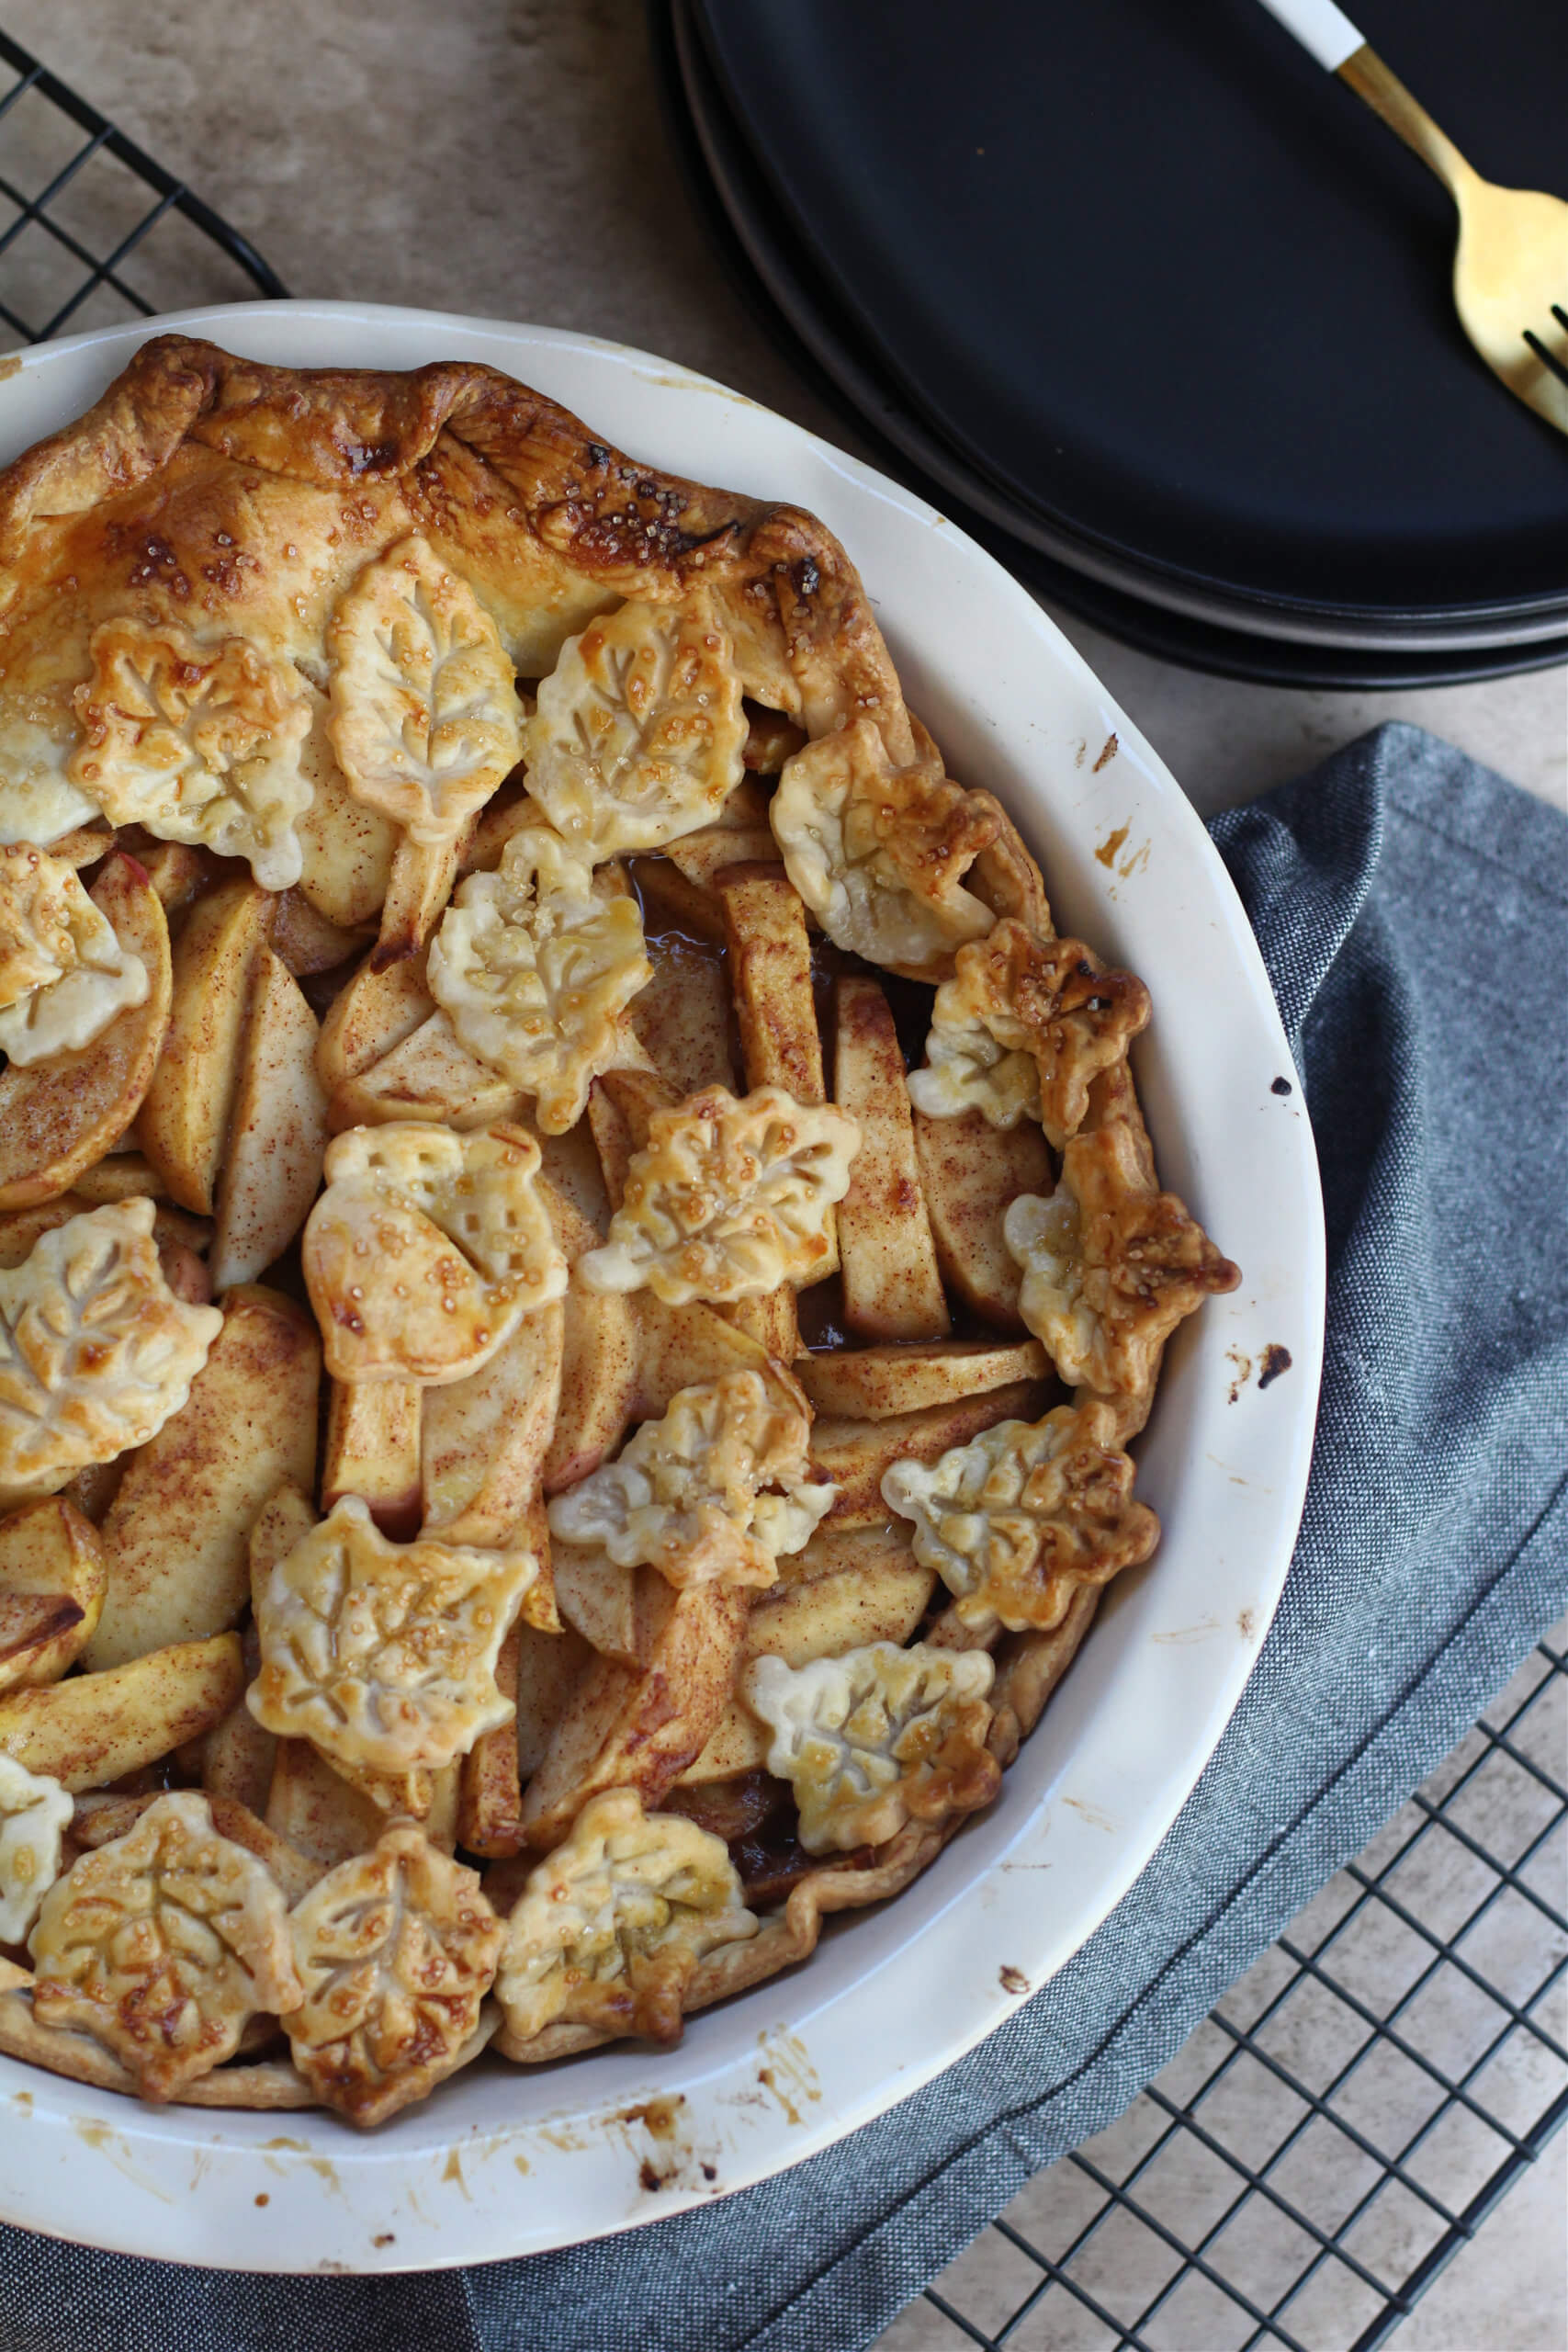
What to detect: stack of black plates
<box><xmin>650</xmin><ymin>0</ymin><xmax>1568</xmax><ymax>685</ymax></box>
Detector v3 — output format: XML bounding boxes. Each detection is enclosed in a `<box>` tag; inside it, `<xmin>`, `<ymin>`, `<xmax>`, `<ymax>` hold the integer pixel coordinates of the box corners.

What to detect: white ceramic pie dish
<box><xmin>0</xmin><ymin>301</ymin><xmax>1324</xmax><ymax>2272</ymax></box>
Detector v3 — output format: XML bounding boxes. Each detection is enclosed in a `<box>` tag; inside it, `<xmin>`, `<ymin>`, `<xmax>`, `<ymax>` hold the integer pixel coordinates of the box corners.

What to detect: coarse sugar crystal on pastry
<box><xmin>0</xmin><ymin>843</ymin><xmax>149</xmax><ymax>1069</ymax></box>
<box><xmin>907</xmin><ymin>918</ymin><xmax>1151</xmax><ymax>1148</ymax></box>
<box><xmin>522</xmin><ymin>594</ymin><xmax>748</xmax><ymax>857</ymax></box>
<box><xmin>496</xmin><ymin>1786</ymin><xmax>757</xmax><ymax>2047</ymax></box>
<box><xmin>285</xmin><ymin>1824</ymin><xmax>503</xmax><ymax>2127</ymax></box>
<box><xmin>0</xmin><ymin>1199</ymin><xmax>222</xmax><ymax>1508</ymax></box>
<box><xmin>246</xmin><ymin>1492</ymin><xmax>537</xmax><ymax>1787</ymax></box>
<box><xmin>769</xmin><ymin>717</ymin><xmax>998</xmax><ymax>982</ymax></box>
<box><xmin>881</xmin><ymin>1401</ymin><xmax>1160</xmax><ymax>1633</ymax></box>
<box><xmin>547</xmin><ymin>1368</ymin><xmax>834</xmax><ymax>1590</ymax></box>
<box><xmin>426</xmin><ymin>820</ymin><xmax>651</xmax><ymax>1132</ymax></box>
<box><xmin>576</xmin><ymin>1084</ymin><xmax>861</xmax><ymax>1305</ymax></box>
<box><xmin>302</xmin><ymin>1121</ymin><xmax>566</xmax><ymax>1385</ymax></box>
<box><xmin>28</xmin><ymin>1791</ymin><xmax>302</xmax><ymax>2100</ymax></box>
<box><xmin>742</xmin><ymin>1641</ymin><xmax>1001</xmax><ymax>1854</ymax></box>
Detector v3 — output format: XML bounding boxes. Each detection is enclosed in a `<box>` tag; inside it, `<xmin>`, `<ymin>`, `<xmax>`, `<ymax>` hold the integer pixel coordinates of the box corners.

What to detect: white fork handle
<box><xmin>1254</xmin><ymin>0</ymin><xmax>1365</xmax><ymax>71</ymax></box>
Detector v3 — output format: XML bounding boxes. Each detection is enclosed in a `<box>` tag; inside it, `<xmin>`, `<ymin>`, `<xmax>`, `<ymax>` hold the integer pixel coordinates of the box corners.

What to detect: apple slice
<box><xmin>210</xmin><ymin>950</ymin><xmax>330</xmax><ymax>1288</ymax></box>
<box><xmin>0</xmin><ymin>854</ymin><xmax>172</xmax><ymax>1211</ymax></box>
<box><xmin>138</xmin><ymin>876</ymin><xmax>270</xmax><ymax>1215</ymax></box>
<box><xmin>85</xmin><ymin>1286</ymin><xmax>321</xmax><ymax>1668</ymax></box>
<box><xmin>834</xmin><ymin>977</ymin><xmax>949</xmax><ymax>1340</ymax></box>
<box><xmin>0</xmin><ymin>1633</ymin><xmax>243</xmax><ymax>1791</ymax></box>
<box><xmin>0</xmin><ymin>1496</ymin><xmax>107</xmax><ymax>1693</ymax></box>
<box><xmin>911</xmin><ymin>1103</ymin><xmax>1054</xmax><ymax>1329</ymax></box>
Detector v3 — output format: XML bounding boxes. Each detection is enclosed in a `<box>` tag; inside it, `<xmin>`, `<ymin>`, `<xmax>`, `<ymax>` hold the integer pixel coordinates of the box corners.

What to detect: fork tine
<box><xmin>1523</xmin><ymin>328</ymin><xmax>1568</xmax><ymax>391</ymax></box>
<box><xmin>1553</xmin><ymin>305</ymin><xmax>1568</xmax><ymax>334</ymax></box>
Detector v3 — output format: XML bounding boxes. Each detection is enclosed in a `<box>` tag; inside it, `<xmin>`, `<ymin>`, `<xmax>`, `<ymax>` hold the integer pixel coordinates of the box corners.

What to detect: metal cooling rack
<box><xmin>0</xmin><ymin>26</ymin><xmax>285</xmax><ymax>351</ymax></box>
<box><xmin>884</xmin><ymin>1628</ymin><xmax>1567</xmax><ymax>2352</ymax></box>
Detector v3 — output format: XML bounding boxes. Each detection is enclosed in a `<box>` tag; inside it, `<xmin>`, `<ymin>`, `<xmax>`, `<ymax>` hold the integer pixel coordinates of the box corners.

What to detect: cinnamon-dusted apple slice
<box><xmin>0</xmin><ymin>1633</ymin><xmax>243</xmax><ymax>1790</ymax></box>
<box><xmin>630</xmin><ymin>1288</ymin><xmax>784</xmax><ymax>1418</ymax></box>
<box><xmin>333</xmin><ymin>1010</ymin><xmax>526</xmax><ymax>1134</ymax></box>
<box><xmin>457</xmin><ymin>1617</ymin><xmax>593</xmax><ymax>1859</ymax></box>
<box><xmin>314</xmin><ymin>944</ymin><xmax>434</xmax><ymax>1108</ymax></box>
<box><xmin>294</xmin><ymin>694</ymin><xmax>398</xmax><ymax>929</ymax></box>
<box><xmin>138</xmin><ymin>876</ymin><xmax>270</xmax><ymax>1215</ymax></box>
<box><xmin>809</xmin><ymin>1377</ymin><xmax>1051</xmax><ymax>1528</ymax></box>
<box><xmin>209</xmin><ymin>952</ymin><xmax>330</xmax><ymax>1289</ymax></box>
<box><xmin>303</xmin><ymin>1121</ymin><xmax>566</xmax><ymax>1387</ymax></box>
<box><xmin>540</xmin><ymin>1176</ymin><xmax>637</xmax><ymax>1496</ymax></box>
<box><xmin>834</xmin><ymin>977</ymin><xmax>950</xmax><ymax>1341</ymax></box>
<box><xmin>795</xmin><ymin>1338</ymin><xmax>1048</xmax><ymax>1422</ymax></box>
<box><xmin>264</xmin><ymin>1738</ymin><xmax>388</xmax><ymax>1876</ymax></box>
<box><xmin>0</xmin><ymin>854</ymin><xmax>172</xmax><ymax>1211</ymax></box>
<box><xmin>85</xmin><ymin>1286</ymin><xmax>319</xmax><ymax>1668</ymax></box>
<box><xmin>321</xmin><ymin>1376</ymin><xmax>422</xmax><ymax>1538</ymax></box>
<box><xmin>0</xmin><ymin>1497</ymin><xmax>107</xmax><ymax>1694</ymax></box>
<box><xmin>625</xmin><ymin>932</ymin><xmax>739</xmax><ymax>1102</ymax></box>
<box><xmin>420</xmin><ymin>1298</ymin><xmax>564</xmax><ymax>1552</ymax></box>
<box><xmin>328</xmin><ymin>534</ymin><xmax>525</xmax><ymax>966</ymax></box>
<box><xmin>551</xmin><ymin>1544</ymin><xmax>640</xmax><ymax>1662</ymax></box>
<box><xmin>911</xmin><ymin>1102</ymin><xmax>1053</xmax><ymax>1329</ymax></box>
<box><xmin>267</xmin><ymin>888</ymin><xmax>368</xmax><ymax>979</ymax></box>
<box><xmin>520</xmin><ymin>1578</ymin><xmax>750</xmax><ymax>1848</ymax></box>
<box><xmin>0</xmin><ymin>1199</ymin><xmax>221</xmax><ymax>1511</ymax></box>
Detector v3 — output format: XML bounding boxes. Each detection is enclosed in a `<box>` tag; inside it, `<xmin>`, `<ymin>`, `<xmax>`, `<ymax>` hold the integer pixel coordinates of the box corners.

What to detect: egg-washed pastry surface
<box><xmin>0</xmin><ymin>340</ymin><xmax>1237</xmax><ymax>2123</ymax></box>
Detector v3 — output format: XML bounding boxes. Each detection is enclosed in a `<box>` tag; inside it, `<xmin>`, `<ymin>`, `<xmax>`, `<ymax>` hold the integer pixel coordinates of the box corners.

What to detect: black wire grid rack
<box><xmin>883</xmin><ymin>1629</ymin><xmax>1568</xmax><ymax>2352</ymax></box>
<box><xmin>0</xmin><ymin>33</ymin><xmax>1563</xmax><ymax>2352</ymax></box>
<box><xmin>0</xmin><ymin>27</ymin><xmax>285</xmax><ymax>351</ymax></box>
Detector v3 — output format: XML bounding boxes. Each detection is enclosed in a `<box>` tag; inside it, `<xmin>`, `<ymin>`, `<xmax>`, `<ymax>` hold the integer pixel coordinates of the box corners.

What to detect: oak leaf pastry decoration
<box><xmin>497</xmin><ymin>1787</ymin><xmax>756</xmax><ymax>2046</ymax></box>
<box><xmin>426</xmin><ymin>821</ymin><xmax>651</xmax><ymax>1132</ymax></box>
<box><xmin>67</xmin><ymin>618</ymin><xmax>313</xmax><ymax>889</ymax></box>
<box><xmin>742</xmin><ymin>1641</ymin><xmax>1000</xmax><ymax>1854</ymax></box>
<box><xmin>1003</xmin><ymin>1124</ymin><xmax>1240</xmax><ymax>1405</ymax></box>
<box><xmin>302</xmin><ymin>1121</ymin><xmax>567</xmax><ymax>1385</ymax></box>
<box><xmin>0</xmin><ymin>684</ymin><xmax>103</xmax><ymax>850</ymax></box>
<box><xmin>285</xmin><ymin>1823</ymin><xmax>503</xmax><ymax>2126</ymax></box>
<box><xmin>881</xmin><ymin>1402</ymin><xmax>1159</xmax><ymax>1633</ymax></box>
<box><xmin>521</xmin><ymin>594</ymin><xmax>748</xmax><ymax>857</ymax></box>
<box><xmin>326</xmin><ymin>534</ymin><xmax>525</xmax><ymax>848</ymax></box>
<box><xmin>28</xmin><ymin>1791</ymin><xmax>303</xmax><ymax>2099</ymax></box>
<box><xmin>0</xmin><ymin>1199</ymin><xmax>222</xmax><ymax>1507</ymax></box>
<box><xmin>907</xmin><ymin>919</ymin><xmax>1151</xmax><ymax>1148</ymax></box>
<box><xmin>0</xmin><ymin>1751</ymin><xmax>73</xmax><ymax>1945</ymax></box>
<box><xmin>577</xmin><ymin>1085</ymin><xmax>861</xmax><ymax>1305</ymax></box>
<box><xmin>0</xmin><ymin>843</ymin><xmax>150</xmax><ymax>1069</ymax></box>
<box><xmin>547</xmin><ymin>1369</ymin><xmax>834</xmax><ymax>1590</ymax></box>
<box><xmin>247</xmin><ymin>1493</ymin><xmax>537</xmax><ymax>1791</ymax></box>
<box><xmin>770</xmin><ymin>718</ymin><xmax>997</xmax><ymax>982</ymax></box>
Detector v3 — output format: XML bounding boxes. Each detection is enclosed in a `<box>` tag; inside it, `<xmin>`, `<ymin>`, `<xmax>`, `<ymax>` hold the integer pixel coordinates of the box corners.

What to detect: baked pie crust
<box><xmin>0</xmin><ymin>336</ymin><xmax>1238</xmax><ymax>2125</ymax></box>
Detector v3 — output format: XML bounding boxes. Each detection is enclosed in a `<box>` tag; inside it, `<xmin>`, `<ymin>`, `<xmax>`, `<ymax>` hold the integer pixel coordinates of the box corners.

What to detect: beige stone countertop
<box><xmin>1</xmin><ymin>7</ymin><xmax>1563</xmax><ymax>2348</ymax></box>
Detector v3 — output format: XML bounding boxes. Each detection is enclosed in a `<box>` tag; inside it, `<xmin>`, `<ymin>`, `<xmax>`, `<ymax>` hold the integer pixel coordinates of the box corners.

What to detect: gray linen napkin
<box><xmin>2</xmin><ymin>721</ymin><xmax>1563</xmax><ymax>2352</ymax></box>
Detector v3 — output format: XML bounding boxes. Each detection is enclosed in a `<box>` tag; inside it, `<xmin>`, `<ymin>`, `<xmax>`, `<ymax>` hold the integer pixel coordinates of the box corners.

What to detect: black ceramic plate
<box><xmin>687</xmin><ymin>0</ymin><xmax>1568</xmax><ymax>646</ymax></box>
<box><xmin>650</xmin><ymin>0</ymin><xmax>1568</xmax><ymax>684</ymax></box>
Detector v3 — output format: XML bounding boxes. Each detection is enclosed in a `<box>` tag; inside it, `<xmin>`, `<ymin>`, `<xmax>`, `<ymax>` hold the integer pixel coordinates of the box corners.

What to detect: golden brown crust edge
<box><xmin>0</xmin><ymin>334</ymin><xmax>915</xmax><ymax>761</ymax></box>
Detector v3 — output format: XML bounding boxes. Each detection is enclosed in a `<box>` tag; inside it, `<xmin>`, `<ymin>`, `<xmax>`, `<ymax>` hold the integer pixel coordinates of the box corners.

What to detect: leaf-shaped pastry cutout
<box><xmin>68</xmin><ymin>619</ymin><xmax>313</xmax><ymax>889</ymax></box>
<box><xmin>247</xmin><ymin>1494</ymin><xmax>538</xmax><ymax>1780</ymax></box>
<box><xmin>881</xmin><ymin>1400</ymin><xmax>1159</xmax><ymax>1631</ymax></box>
<box><xmin>1002</xmin><ymin>1122</ymin><xmax>1240</xmax><ymax>1410</ymax></box>
<box><xmin>29</xmin><ymin>1791</ymin><xmax>302</xmax><ymax>2098</ymax></box>
<box><xmin>286</xmin><ymin>1822</ymin><xmax>503</xmax><ymax>2125</ymax></box>
<box><xmin>327</xmin><ymin>535</ymin><xmax>524</xmax><ymax>848</ymax></box>
<box><xmin>496</xmin><ymin>1787</ymin><xmax>757</xmax><ymax>2045</ymax></box>
<box><xmin>426</xmin><ymin>821</ymin><xmax>650</xmax><ymax>1131</ymax></box>
<box><xmin>521</xmin><ymin>594</ymin><xmax>748</xmax><ymax>856</ymax></box>
<box><xmin>741</xmin><ymin>1641</ymin><xmax>999</xmax><ymax>1854</ymax></box>
<box><xmin>547</xmin><ymin>1369</ymin><xmax>832</xmax><ymax>1589</ymax></box>
<box><xmin>770</xmin><ymin>718</ymin><xmax>997</xmax><ymax>982</ymax></box>
<box><xmin>0</xmin><ymin>1199</ymin><xmax>222</xmax><ymax>1505</ymax></box>
<box><xmin>908</xmin><ymin>920</ymin><xmax>1151</xmax><ymax>1147</ymax></box>
<box><xmin>0</xmin><ymin>1751</ymin><xmax>73</xmax><ymax>1945</ymax></box>
<box><xmin>577</xmin><ymin>1084</ymin><xmax>862</xmax><ymax>1305</ymax></box>
<box><xmin>0</xmin><ymin>844</ymin><xmax>149</xmax><ymax>1069</ymax></box>
<box><xmin>302</xmin><ymin>1121</ymin><xmax>567</xmax><ymax>1385</ymax></box>
<box><xmin>0</xmin><ymin>683</ymin><xmax>104</xmax><ymax>849</ymax></box>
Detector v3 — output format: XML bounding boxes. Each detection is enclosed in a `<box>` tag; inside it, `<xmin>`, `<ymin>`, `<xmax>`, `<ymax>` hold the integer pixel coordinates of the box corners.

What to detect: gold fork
<box><xmin>1258</xmin><ymin>0</ymin><xmax>1568</xmax><ymax>436</ymax></box>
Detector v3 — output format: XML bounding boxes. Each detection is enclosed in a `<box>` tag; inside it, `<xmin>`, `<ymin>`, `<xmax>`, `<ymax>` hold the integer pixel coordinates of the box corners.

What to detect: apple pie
<box><xmin>0</xmin><ymin>337</ymin><xmax>1238</xmax><ymax>2124</ymax></box>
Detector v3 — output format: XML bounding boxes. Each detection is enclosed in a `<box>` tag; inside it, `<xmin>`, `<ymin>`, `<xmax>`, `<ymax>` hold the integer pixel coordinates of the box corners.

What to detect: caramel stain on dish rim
<box><xmin>1258</xmin><ymin>1343</ymin><xmax>1293</xmax><ymax>1390</ymax></box>
<box><xmin>1226</xmin><ymin>1346</ymin><xmax>1253</xmax><ymax>1405</ymax></box>
<box><xmin>1063</xmin><ymin>1794</ymin><xmax>1116</xmax><ymax>1834</ymax></box>
<box><xmin>441</xmin><ymin>2146</ymin><xmax>471</xmax><ymax>2199</ymax></box>
<box><xmin>755</xmin><ymin>2029</ymin><xmax>822</xmax><ymax>2126</ymax></box>
<box><xmin>998</xmin><ymin>1964</ymin><xmax>1030</xmax><ymax>1996</ymax></box>
<box><xmin>1092</xmin><ymin>731</ymin><xmax>1119</xmax><ymax>772</ymax></box>
<box><xmin>1094</xmin><ymin>824</ymin><xmax>1129</xmax><ymax>869</ymax></box>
